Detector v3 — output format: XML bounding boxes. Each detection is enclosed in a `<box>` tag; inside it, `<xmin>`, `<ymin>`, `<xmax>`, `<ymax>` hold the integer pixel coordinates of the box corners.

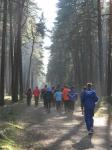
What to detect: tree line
<box><xmin>0</xmin><ymin>0</ymin><xmax>45</xmax><ymax>106</ymax></box>
<box><xmin>47</xmin><ymin>0</ymin><xmax>112</xmax><ymax>98</ymax></box>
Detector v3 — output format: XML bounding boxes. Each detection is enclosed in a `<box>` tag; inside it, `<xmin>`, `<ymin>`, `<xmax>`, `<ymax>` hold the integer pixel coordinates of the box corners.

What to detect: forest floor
<box><xmin>0</xmin><ymin>99</ymin><xmax>112</xmax><ymax>150</ymax></box>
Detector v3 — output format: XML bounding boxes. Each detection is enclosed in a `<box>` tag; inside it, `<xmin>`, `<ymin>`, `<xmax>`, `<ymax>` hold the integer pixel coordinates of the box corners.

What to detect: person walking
<box><xmin>44</xmin><ymin>87</ymin><xmax>52</xmax><ymax>113</ymax></box>
<box><xmin>62</xmin><ymin>86</ymin><xmax>70</xmax><ymax>113</ymax></box>
<box><xmin>33</xmin><ymin>86</ymin><xmax>40</xmax><ymax>106</ymax></box>
<box><xmin>26</xmin><ymin>88</ymin><xmax>32</xmax><ymax>106</ymax></box>
<box><xmin>51</xmin><ymin>86</ymin><xmax>56</xmax><ymax>107</ymax></box>
<box><xmin>41</xmin><ymin>85</ymin><xmax>47</xmax><ymax>107</ymax></box>
<box><xmin>81</xmin><ymin>83</ymin><xmax>98</xmax><ymax>135</ymax></box>
<box><xmin>68</xmin><ymin>87</ymin><xmax>77</xmax><ymax>113</ymax></box>
<box><xmin>54</xmin><ymin>89</ymin><xmax>62</xmax><ymax>113</ymax></box>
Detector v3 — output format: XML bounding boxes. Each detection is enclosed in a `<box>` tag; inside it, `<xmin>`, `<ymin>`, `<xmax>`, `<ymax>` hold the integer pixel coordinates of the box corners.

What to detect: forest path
<box><xmin>15</xmin><ymin>100</ymin><xmax>112</xmax><ymax>150</ymax></box>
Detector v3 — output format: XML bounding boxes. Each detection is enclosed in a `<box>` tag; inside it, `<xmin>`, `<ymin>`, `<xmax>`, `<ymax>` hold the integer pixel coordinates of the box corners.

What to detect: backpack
<box><xmin>69</xmin><ymin>91</ymin><xmax>77</xmax><ymax>101</ymax></box>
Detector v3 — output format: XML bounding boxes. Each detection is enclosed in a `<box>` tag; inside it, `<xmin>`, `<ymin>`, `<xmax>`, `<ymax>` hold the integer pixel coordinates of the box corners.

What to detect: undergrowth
<box><xmin>0</xmin><ymin>103</ymin><xmax>26</xmax><ymax>150</ymax></box>
<box><xmin>0</xmin><ymin>122</ymin><xmax>24</xmax><ymax>150</ymax></box>
<box><xmin>95</xmin><ymin>97</ymin><xmax>112</xmax><ymax>117</ymax></box>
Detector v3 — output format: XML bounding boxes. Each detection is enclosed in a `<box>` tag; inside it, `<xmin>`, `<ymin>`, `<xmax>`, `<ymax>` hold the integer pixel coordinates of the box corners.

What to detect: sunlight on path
<box><xmin>16</xmin><ymin>102</ymin><xmax>111</xmax><ymax>150</ymax></box>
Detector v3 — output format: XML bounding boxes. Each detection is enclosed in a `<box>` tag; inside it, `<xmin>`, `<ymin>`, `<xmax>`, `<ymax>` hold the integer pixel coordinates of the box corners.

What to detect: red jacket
<box><xmin>62</xmin><ymin>88</ymin><xmax>70</xmax><ymax>101</ymax></box>
<box><xmin>33</xmin><ymin>88</ymin><xmax>40</xmax><ymax>97</ymax></box>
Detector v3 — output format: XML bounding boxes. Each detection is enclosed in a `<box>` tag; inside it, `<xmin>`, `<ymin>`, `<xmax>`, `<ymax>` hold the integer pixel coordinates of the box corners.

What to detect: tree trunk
<box><xmin>97</xmin><ymin>0</ymin><xmax>104</xmax><ymax>94</ymax></box>
<box><xmin>9</xmin><ymin>0</ymin><xmax>14</xmax><ymax>100</ymax></box>
<box><xmin>0</xmin><ymin>0</ymin><xmax>7</xmax><ymax>106</ymax></box>
<box><xmin>107</xmin><ymin>0</ymin><xmax>112</xmax><ymax>98</ymax></box>
<box><xmin>26</xmin><ymin>36</ymin><xmax>35</xmax><ymax>90</ymax></box>
<box><xmin>106</xmin><ymin>1</ymin><xmax>112</xmax><ymax>148</ymax></box>
<box><xmin>12</xmin><ymin>0</ymin><xmax>25</xmax><ymax>102</ymax></box>
<box><xmin>18</xmin><ymin>0</ymin><xmax>26</xmax><ymax>100</ymax></box>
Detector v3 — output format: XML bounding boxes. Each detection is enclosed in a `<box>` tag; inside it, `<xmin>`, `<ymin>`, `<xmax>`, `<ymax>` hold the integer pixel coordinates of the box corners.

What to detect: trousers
<box><xmin>84</xmin><ymin>109</ymin><xmax>94</xmax><ymax>131</ymax></box>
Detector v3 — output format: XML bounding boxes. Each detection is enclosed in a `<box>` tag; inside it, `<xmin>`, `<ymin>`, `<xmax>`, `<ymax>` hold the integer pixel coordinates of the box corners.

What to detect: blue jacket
<box><xmin>81</xmin><ymin>89</ymin><xmax>98</xmax><ymax>109</ymax></box>
<box><xmin>68</xmin><ymin>90</ymin><xmax>77</xmax><ymax>101</ymax></box>
<box><xmin>54</xmin><ymin>91</ymin><xmax>62</xmax><ymax>101</ymax></box>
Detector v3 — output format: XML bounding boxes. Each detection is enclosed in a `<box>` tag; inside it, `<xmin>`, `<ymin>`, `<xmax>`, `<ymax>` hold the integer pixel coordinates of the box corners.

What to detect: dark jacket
<box><xmin>44</xmin><ymin>91</ymin><xmax>53</xmax><ymax>101</ymax></box>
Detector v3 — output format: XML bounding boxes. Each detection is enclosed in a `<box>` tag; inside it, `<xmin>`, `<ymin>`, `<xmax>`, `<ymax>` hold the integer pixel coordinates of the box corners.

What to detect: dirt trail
<box><xmin>16</xmin><ymin>102</ymin><xmax>112</xmax><ymax>150</ymax></box>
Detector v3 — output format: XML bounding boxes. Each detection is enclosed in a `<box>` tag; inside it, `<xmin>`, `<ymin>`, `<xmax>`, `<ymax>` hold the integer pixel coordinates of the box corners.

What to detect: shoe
<box><xmin>90</xmin><ymin>128</ymin><xmax>94</xmax><ymax>133</ymax></box>
<box><xmin>88</xmin><ymin>129</ymin><xmax>94</xmax><ymax>135</ymax></box>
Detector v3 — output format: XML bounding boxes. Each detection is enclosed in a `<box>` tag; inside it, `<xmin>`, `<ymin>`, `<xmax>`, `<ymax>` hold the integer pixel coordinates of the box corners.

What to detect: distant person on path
<box><xmin>68</xmin><ymin>87</ymin><xmax>78</xmax><ymax>113</ymax></box>
<box><xmin>62</xmin><ymin>86</ymin><xmax>70</xmax><ymax>113</ymax></box>
<box><xmin>41</xmin><ymin>85</ymin><xmax>47</xmax><ymax>108</ymax></box>
<box><xmin>26</xmin><ymin>88</ymin><xmax>32</xmax><ymax>106</ymax></box>
<box><xmin>44</xmin><ymin>87</ymin><xmax>52</xmax><ymax>113</ymax></box>
<box><xmin>33</xmin><ymin>86</ymin><xmax>40</xmax><ymax>106</ymax></box>
<box><xmin>51</xmin><ymin>86</ymin><xmax>56</xmax><ymax>107</ymax></box>
<box><xmin>54</xmin><ymin>89</ymin><xmax>62</xmax><ymax>113</ymax></box>
<box><xmin>81</xmin><ymin>83</ymin><xmax>98</xmax><ymax>135</ymax></box>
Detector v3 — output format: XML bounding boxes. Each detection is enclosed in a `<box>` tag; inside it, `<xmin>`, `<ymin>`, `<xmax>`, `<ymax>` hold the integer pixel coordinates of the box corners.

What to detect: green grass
<box><xmin>0</xmin><ymin>101</ymin><xmax>27</xmax><ymax>121</ymax></box>
<box><xmin>0</xmin><ymin>123</ymin><xmax>22</xmax><ymax>150</ymax></box>
<box><xmin>0</xmin><ymin>107</ymin><xmax>17</xmax><ymax>122</ymax></box>
<box><xmin>95</xmin><ymin>97</ymin><xmax>112</xmax><ymax>117</ymax></box>
<box><xmin>0</xmin><ymin>103</ymin><xmax>26</xmax><ymax>150</ymax></box>
<box><xmin>0</xmin><ymin>138</ymin><xmax>18</xmax><ymax>150</ymax></box>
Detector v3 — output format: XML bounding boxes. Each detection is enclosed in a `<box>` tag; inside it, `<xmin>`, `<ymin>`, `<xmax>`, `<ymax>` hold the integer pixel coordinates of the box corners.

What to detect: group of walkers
<box><xmin>26</xmin><ymin>83</ymin><xmax>99</xmax><ymax>135</ymax></box>
<box><xmin>41</xmin><ymin>85</ymin><xmax>78</xmax><ymax>113</ymax></box>
<box><xmin>26</xmin><ymin>85</ymin><xmax>78</xmax><ymax>113</ymax></box>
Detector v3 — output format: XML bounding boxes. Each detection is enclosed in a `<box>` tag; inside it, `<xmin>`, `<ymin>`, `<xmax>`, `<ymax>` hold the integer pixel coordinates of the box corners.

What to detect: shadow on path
<box><xmin>43</xmin><ymin>118</ymin><xmax>83</xmax><ymax>150</ymax></box>
<box><xmin>72</xmin><ymin>135</ymin><xmax>94</xmax><ymax>150</ymax></box>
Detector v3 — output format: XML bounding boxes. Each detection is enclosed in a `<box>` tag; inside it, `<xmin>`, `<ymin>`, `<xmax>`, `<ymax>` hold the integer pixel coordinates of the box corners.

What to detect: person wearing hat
<box><xmin>81</xmin><ymin>83</ymin><xmax>98</xmax><ymax>135</ymax></box>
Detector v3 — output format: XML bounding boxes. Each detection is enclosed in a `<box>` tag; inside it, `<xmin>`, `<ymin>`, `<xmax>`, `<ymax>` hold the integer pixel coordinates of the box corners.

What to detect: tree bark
<box><xmin>0</xmin><ymin>0</ymin><xmax>7</xmax><ymax>106</ymax></box>
<box><xmin>12</xmin><ymin>0</ymin><xmax>25</xmax><ymax>102</ymax></box>
<box><xmin>107</xmin><ymin>0</ymin><xmax>112</xmax><ymax>97</ymax></box>
<box><xmin>26</xmin><ymin>36</ymin><xmax>35</xmax><ymax>89</ymax></box>
<box><xmin>97</xmin><ymin>0</ymin><xmax>104</xmax><ymax>94</ymax></box>
<box><xmin>9</xmin><ymin>0</ymin><xmax>14</xmax><ymax>100</ymax></box>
